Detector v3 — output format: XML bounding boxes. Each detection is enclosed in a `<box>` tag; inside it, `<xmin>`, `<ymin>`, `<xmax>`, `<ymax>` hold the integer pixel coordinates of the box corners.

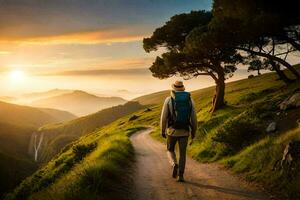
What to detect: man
<box><xmin>161</xmin><ymin>80</ymin><xmax>197</xmax><ymax>182</ymax></box>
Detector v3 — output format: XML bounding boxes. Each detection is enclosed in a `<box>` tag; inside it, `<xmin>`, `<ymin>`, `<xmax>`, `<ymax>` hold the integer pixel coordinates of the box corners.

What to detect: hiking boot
<box><xmin>172</xmin><ymin>164</ymin><xmax>178</xmax><ymax>178</ymax></box>
<box><xmin>177</xmin><ymin>174</ymin><xmax>184</xmax><ymax>182</ymax></box>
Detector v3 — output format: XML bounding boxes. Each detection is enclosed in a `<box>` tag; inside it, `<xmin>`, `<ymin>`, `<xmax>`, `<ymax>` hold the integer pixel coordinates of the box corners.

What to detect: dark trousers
<box><xmin>167</xmin><ymin>135</ymin><xmax>188</xmax><ymax>175</ymax></box>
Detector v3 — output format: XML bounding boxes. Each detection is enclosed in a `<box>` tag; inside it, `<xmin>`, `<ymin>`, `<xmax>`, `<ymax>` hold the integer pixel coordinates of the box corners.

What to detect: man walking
<box><xmin>160</xmin><ymin>80</ymin><xmax>197</xmax><ymax>182</ymax></box>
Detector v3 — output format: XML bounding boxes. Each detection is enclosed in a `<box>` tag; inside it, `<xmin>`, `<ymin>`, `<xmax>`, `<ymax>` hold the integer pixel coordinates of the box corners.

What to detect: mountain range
<box><xmin>31</xmin><ymin>90</ymin><xmax>127</xmax><ymax>116</ymax></box>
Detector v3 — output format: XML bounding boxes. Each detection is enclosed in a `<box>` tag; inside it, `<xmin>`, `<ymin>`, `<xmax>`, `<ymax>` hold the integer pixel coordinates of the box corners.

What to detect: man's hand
<box><xmin>161</xmin><ymin>132</ymin><xmax>166</xmax><ymax>138</ymax></box>
<box><xmin>189</xmin><ymin>135</ymin><xmax>195</xmax><ymax>145</ymax></box>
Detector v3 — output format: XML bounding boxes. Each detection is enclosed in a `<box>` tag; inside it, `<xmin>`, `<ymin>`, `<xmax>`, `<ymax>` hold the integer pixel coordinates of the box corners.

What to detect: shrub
<box><xmin>248</xmin><ymin>74</ymin><xmax>254</xmax><ymax>79</ymax></box>
<box><xmin>73</xmin><ymin>143</ymin><xmax>97</xmax><ymax>161</ymax></box>
<box><xmin>213</xmin><ymin>112</ymin><xmax>263</xmax><ymax>155</ymax></box>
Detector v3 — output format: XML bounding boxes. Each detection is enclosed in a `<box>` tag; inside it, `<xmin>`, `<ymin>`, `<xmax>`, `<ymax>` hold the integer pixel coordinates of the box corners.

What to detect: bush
<box><xmin>73</xmin><ymin>143</ymin><xmax>97</xmax><ymax>161</ymax></box>
<box><xmin>212</xmin><ymin>112</ymin><xmax>263</xmax><ymax>155</ymax></box>
<box><xmin>248</xmin><ymin>74</ymin><xmax>254</xmax><ymax>79</ymax></box>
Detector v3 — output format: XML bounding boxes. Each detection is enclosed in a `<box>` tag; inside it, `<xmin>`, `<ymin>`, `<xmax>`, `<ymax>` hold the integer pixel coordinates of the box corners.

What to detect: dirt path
<box><xmin>130</xmin><ymin>129</ymin><xmax>270</xmax><ymax>200</ymax></box>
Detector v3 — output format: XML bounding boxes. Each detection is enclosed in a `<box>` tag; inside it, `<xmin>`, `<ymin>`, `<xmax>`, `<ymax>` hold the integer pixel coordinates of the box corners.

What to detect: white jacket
<box><xmin>160</xmin><ymin>91</ymin><xmax>197</xmax><ymax>137</ymax></box>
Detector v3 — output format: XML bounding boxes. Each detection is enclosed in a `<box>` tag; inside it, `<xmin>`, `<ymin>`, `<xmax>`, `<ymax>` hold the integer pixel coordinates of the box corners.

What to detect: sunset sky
<box><xmin>0</xmin><ymin>0</ymin><xmax>299</xmax><ymax>99</ymax></box>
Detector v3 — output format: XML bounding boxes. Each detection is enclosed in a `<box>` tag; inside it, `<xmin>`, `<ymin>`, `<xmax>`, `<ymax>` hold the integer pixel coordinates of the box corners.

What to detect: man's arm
<box><xmin>190</xmin><ymin>99</ymin><xmax>197</xmax><ymax>139</ymax></box>
<box><xmin>160</xmin><ymin>97</ymin><xmax>170</xmax><ymax>138</ymax></box>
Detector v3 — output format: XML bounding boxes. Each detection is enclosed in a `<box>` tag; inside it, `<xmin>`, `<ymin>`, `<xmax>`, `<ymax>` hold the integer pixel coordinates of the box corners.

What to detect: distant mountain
<box><xmin>22</xmin><ymin>89</ymin><xmax>72</xmax><ymax>100</ymax></box>
<box><xmin>38</xmin><ymin>108</ymin><xmax>77</xmax><ymax>122</ymax></box>
<box><xmin>0</xmin><ymin>101</ymin><xmax>76</xmax><ymax>128</ymax></box>
<box><xmin>36</xmin><ymin>101</ymin><xmax>143</xmax><ymax>162</ymax></box>
<box><xmin>31</xmin><ymin>90</ymin><xmax>127</xmax><ymax>116</ymax></box>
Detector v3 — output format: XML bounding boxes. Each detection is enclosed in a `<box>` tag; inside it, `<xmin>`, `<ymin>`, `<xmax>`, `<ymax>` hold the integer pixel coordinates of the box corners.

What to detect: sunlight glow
<box><xmin>9</xmin><ymin>70</ymin><xmax>26</xmax><ymax>83</ymax></box>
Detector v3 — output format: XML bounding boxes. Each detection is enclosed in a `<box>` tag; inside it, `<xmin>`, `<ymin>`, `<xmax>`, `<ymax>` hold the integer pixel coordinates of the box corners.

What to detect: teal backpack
<box><xmin>170</xmin><ymin>91</ymin><xmax>192</xmax><ymax>130</ymax></box>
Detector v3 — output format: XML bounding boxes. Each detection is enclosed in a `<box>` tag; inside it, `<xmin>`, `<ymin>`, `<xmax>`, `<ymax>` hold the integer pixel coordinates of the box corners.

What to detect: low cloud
<box><xmin>40</xmin><ymin>68</ymin><xmax>150</xmax><ymax>76</ymax></box>
<box><xmin>0</xmin><ymin>51</ymin><xmax>11</xmax><ymax>55</ymax></box>
<box><xmin>0</xmin><ymin>29</ymin><xmax>146</xmax><ymax>45</ymax></box>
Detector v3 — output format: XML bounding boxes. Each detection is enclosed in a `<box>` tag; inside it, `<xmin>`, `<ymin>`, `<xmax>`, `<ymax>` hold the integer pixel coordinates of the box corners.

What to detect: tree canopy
<box><xmin>143</xmin><ymin>1</ymin><xmax>299</xmax><ymax>112</ymax></box>
<box><xmin>209</xmin><ymin>0</ymin><xmax>300</xmax><ymax>80</ymax></box>
<box><xmin>144</xmin><ymin>10</ymin><xmax>243</xmax><ymax>111</ymax></box>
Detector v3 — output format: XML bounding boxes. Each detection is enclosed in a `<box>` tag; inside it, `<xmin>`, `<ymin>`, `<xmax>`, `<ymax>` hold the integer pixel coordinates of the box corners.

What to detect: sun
<box><xmin>9</xmin><ymin>70</ymin><xmax>26</xmax><ymax>83</ymax></box>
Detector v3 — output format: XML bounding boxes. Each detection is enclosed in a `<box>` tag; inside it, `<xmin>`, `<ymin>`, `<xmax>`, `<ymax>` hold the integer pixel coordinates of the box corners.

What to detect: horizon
<box><xmin>1</xmin><ymin>0</ymin><xmax>299</xmax><ymax>100</ymax></box>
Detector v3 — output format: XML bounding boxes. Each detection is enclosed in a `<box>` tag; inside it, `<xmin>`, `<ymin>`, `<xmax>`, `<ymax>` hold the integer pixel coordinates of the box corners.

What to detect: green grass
<box><xmin>37</xmin><ymin>101</ymin><xmax>143</xmax><ymax>162</ymax></box>
<box><xmin>7</xmin><ymin>65</ymin><xmax>300</xmax><ymax>199</ymax></box>
<box><xmin>5</xmin><ymin>117</ymin><xmax>141</xmax><ymax>200</ymax></box>
<box><xmin>222</xmin><ymin>127</ymin><xmax>300</xmax><ymax>199</ymax></box>
<box><xmin>133</xmin><ymin>65</ymin><xmax>300</xmax><ymax>199</ymax></box>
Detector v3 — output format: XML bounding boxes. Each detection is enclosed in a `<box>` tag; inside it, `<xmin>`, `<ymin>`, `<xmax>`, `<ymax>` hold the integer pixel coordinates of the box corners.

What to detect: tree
<box><xmin>210</xmin><ymin>0</ymin><xmax>300</xmax><ymax>81</ymax></box>
<box><xmin>184</xmin><ymin>26</ymin><xmax>242</xmax><ymax>111</ymax></box>
<box><xmin>143</xmin><ymin>11</ymin><xmax>241</xmax><ymax>111</ymax></box>
<box><xmin>247</xmin><ymin>59</ymin><xmax>263</xmax><ymax>76</ymax></box>
<box><xmin>245</xmin><ymin>57</ymin><xmax>293</xmax><ymax>83</ymax></box>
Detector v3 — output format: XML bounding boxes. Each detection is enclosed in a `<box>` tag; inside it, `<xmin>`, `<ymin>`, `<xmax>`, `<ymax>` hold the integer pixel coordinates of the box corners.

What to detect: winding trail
<box><xmin>130</xmin><ymin>129</ymin><xmax>270</xmax><ymax>200</ymax></box>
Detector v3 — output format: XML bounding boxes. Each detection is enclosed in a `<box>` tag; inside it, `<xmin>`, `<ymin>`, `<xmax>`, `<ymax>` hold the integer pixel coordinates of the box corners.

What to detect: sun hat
<box><xmin>172</xmin><ymin>80</ymin><xmax>185</xmax><ymax>91</ymax></box>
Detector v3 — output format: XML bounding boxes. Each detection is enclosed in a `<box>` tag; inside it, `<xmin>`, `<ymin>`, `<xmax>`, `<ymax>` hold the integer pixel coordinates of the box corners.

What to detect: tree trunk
<box><xmin>271</xmin><ymin>61</ymin><xmax>294</xmax><ymax>84</ymax></box>
<box><xmin>211</xmin><ymin>71</ymin><xmax>225</xmax><ymax>112</ymax></box>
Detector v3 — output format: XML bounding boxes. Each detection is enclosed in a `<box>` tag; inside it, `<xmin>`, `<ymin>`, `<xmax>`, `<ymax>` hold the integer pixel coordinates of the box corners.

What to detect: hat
<box><xmin>172</xmin><ymin>80</ymin><xmax>185</xmax><ymax>91</ymax></box>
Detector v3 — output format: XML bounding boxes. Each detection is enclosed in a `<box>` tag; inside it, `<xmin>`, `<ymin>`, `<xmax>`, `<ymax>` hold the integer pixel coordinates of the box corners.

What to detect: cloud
<box><xmin>0</xmin><ymin>29</ymin><xmax>146</xmax><ymax>45</ymax></box>
<box><xmin>0</xmin><ymin>0</ymin><xmax>211</xmax><ymax>45</ymax></box>
<box><xmin>41</xmin><ymin>68</ymin><xmax>150</xmax><ymax>76</ymax></box>
<box><xmin>0</xmin><ymin>51</ymin><xmax>11</xmax><ymax>55</ymax></box>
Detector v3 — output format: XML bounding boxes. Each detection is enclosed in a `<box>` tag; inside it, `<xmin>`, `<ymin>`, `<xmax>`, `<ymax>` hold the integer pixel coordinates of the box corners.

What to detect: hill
<box><xmin>0</xmin><ymin>101</ymin><xmax>76</xmax><ymax>128</ymax></box>
<box><xmin>0</xmin><ymin>122</ymin><xmax>37</xmax><ymax>198</ymax></box>
<box><xmin>21</xmin><ymin>89</ymin><xmax>72</xmax><ymax>102</ymax></box>
<box><xmin>0</xmin><ymin>122</ymin><xmax>34</xmax><ymax>158</ymax></box>
<box><xmin>133</xmin><ymin>90</ymin><xmax>169</xmax><ymax>105</ymax></box>
<box><xmin>31</xmin><ymin>90</ymin><xmax>127</xmax><ymax>116</ymax></box>
<box><xmin>34</xmin><ymin>101</ymin><xmax>143</xmax><ymax>162</ymax></box>
<box><xmin>7</xmin><ymin>66</ymin><xmax>300</xmax><ymax>200</ymax></box>
<box><xmin>133</xmin><ymin>65</ymin><xmax>300</xmax><ymax>199</ymax></box>
<box><xmin>5</xmin><ymin>116</ymin><xmax>144</xmax><ymax>200</ymax></box>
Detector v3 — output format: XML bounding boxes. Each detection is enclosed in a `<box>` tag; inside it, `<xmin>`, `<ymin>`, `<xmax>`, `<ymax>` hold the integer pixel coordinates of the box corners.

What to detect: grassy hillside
<box><xmin>0</xmin><ymin>122</ymin><xmax>38</xmax><ymax>198</ymax></box>
<box><xmin>133</xmin><ymin>90</ymin><xmax>169</xmax><ymax>105</ymax></box>
<box><xmin>0</xmin><ymin>101</ymin><xmax>76</xmax><ymax>128</ymax></box>
<box><xmin>36</xmin><ymin>101</ymin><xmax>143</xmax><ymax>162</ymax></box>
<box><xmin>0</xmin><ymin>101</ymin><xmax>141</xmax><ymax>198</ymax></box>
<box><xmin>31</xmin><ymin>90</ymin><xmax>127</xmax><ymax>116</ymax></box>
<box><xmin>6</xmin><ymin>116</ymin><xmax>145</xmax><ymax>200</ymax></box>
<box><xmin>8</xmin><ymin>66</ymin><xmax>300</xmax><ymax>200</ymax></box>
<box><xmin>133</xmin><ymin>65</ymin><xmax>300</xmax><ymax>199</ymax></box>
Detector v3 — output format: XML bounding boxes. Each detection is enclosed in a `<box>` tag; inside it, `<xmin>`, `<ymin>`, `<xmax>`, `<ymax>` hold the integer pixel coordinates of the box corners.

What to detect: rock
<box><xmin>279</xmin><ymin>92</ymin><xmax>300</xmax><ymax>110</ymax></box>
<box><xmin>129</xmin><ymin>115</ymin><xmax>139</xmax><ymax>121</ymax></box>
<box><xmin>276</xmin><ymin>112</ymin><xmax>281</xmax><ymax>116</ymax></box>
<box><xmin>266</xmin><ymin>122</ymin><xmax>277</xmax><ymax>132</ymax></box>
<box><xmin>281</xmin><ymin>140</ymin><xmax>300</xmax><ymax>167</ymax></box>
<box><xmin>297</xmin><ymin>119</ymin><xmax>300</xmax><ymax>126</ymax></box>
<box><xmin>144</xmin><ymin>108</ymin><xmax>152</xmax><ymax>112</ymax></box>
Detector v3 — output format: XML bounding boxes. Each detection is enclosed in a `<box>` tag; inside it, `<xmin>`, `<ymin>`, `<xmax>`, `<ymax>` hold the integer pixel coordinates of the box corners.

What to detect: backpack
<box><xmin>169</xmin><ymin>91</ymin><xmax>192</xmax><ymax>130</ymax></box>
